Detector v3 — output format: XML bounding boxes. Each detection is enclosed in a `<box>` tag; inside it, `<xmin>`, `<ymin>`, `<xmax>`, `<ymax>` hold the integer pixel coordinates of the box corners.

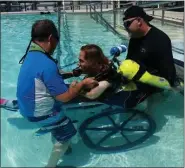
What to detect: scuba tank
<box><xmin>118</xmin><ymin>59</ymin><xmax>172</xmax><ymax>90</ymax></box>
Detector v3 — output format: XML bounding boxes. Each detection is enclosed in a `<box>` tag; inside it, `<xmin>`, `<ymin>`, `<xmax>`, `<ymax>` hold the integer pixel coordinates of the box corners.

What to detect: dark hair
<box><xmin>19</xmin><ymin>19</ymin><xmax>59</xmax><ymax>64</ymax></box>
<box><xmin>31</xmin><ymin>19</ymin><xmax>59</xmax><ymax>42</ymax></box>
<box><xmin>80</xmin><ymin>44</ymin><xmax>109</xmax><ymax>65</ymax></box>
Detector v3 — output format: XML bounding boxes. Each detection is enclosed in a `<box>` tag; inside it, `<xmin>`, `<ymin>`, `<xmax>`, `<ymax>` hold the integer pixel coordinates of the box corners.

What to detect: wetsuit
<box><xmin>126</xmin><ymin>24</ymin><xmax>176</xmax><ymax>93</ymax></box>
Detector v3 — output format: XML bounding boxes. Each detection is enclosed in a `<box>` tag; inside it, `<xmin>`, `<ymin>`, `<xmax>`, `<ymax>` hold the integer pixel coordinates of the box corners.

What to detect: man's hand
<box><xmin>82</xmin><ymin>77</ymin><xmax>99</xmax><ymax>90</ymax></box>
<box><xmin>70</xmin><ymin>81</ymin><xmax>78</xmax><ymax>88</ymax></box>
<box><xmin>55</xmin><ymin>77</ymin><xmax>98</xmax><ymax>103</ymax></box>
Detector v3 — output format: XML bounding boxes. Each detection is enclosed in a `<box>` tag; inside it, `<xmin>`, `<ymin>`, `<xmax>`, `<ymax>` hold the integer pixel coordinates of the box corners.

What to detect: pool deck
<box><xmin>1</xmin><ymin>9</ymin><xmax>184</xmax><ymax>21</ymax></box>
<box><xmin>1</xmin><ymin>8</ymin><xmax>183</xmax><ymax>21</ymax></box>
<box><xmin>116</xmin><ymin>22</ymin><xmax>184</xmax><ymax>42</ymax></box>
<box><xmin>2</xmin><ymin>8</ymin><xmax>183</xmax><ymax>43</ymax></box>
<box><xmin>145</xmin><ymin>10</ymin><xmax>184</xmax><ymax>26</ymax></box>
<box><xmin>1</xmin><ymin>9</ymin><xmax>112</xmax><ymax>15</ymax></box>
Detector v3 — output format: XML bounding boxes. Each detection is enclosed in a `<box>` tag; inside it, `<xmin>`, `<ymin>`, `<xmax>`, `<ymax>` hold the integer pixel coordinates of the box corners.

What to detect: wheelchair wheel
<box><xmin>79</xmin><ymin>108</ymin><xmax>156</xmax><ymax>152</ymax></box>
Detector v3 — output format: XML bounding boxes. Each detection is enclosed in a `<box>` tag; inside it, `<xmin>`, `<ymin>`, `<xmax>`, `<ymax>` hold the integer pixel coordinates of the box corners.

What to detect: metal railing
<box><xmin>62</xmin><ymin>11</ymin><xmax>75</xmax><ymax>59</ymax></box>
<box><xmin>144</xmin><ymin>4</ymin><xmax>184</xmax><ymax>26</ymax></box>
<box><xmin>172</xmin><ymin>46</ymin><xmax>184</xmax><ymax>55</ymax></box>
<box><xmin>89</xmin><ymin>4</ymin><xmax>127</xmax><ymax>44</ymax></box>
<box><xmin>87</xmin><ymin>2</ymin><xmax>184</xmax><ymax>55</ymax></box>
<box><xmin>49</xmin><ymin>1</ymin><xmax>185</xmax><ymax>56</ymax></box>
<box><xmin>68</xmin><ymin>1</ymin><xmax>113</xmax><ymax>12</ymax></box>
<box><xmin>56</xmin><ymin>2</ymin><xmax>62</xmax><ymax>68</ymax></box>
<box><xmin>113</xmin><ymin>1</ymin><xmax>184</xmax><ymax>26</ymax></box>
<box><xmin>0</xmin><ymin>1</ymin><xmax>113</xmax><ymax>13</ymax></box>
<box><xmin>87</xmin><ymin>1</ymin><xmax>184</xmax><ymax>31</ymax></box>
<box><xmin>0</xmin><ymin>2</ymin><xmax>38</xmax><ymax>12</ymax></box>
<box><xmin>89</xmin><ymin>1</ymin><xmax>116</xmax><ymax>28</ymax></box>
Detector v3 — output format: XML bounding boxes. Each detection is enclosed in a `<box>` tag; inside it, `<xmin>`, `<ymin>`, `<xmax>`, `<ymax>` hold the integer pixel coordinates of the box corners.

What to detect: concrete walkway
<box><xmin>146</xmin><ymin>10</ymin><xmax>184</xmax><ymax>25</ymax></box>
<box><xmin>0</xmin><ymin>8</ymin><xmax>113</xmax><ymax>15</ymax></box>
<box><xmin>1</xmin><ymin>7</ymin><xmax>183</xmax><ymax>42</ymax></box>
<box><xmin>146</xmin><ymin>10</ymin><xmax>184</xmax><ymax>21</ymax></box>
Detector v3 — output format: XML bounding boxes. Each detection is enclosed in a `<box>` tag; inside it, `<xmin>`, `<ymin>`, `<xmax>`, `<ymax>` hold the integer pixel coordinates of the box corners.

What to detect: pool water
<box><xmin>1</xmin><ymin>13</ymin><xmax>184</xmax><ymax>167</ymax></box>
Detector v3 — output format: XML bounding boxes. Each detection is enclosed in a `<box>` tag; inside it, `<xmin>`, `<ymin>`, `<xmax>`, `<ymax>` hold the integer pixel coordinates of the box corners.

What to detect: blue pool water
<box><xmin>1</xmin><ymin>13</ymin><xmax>184</xmax><ymax>167</ymax></box>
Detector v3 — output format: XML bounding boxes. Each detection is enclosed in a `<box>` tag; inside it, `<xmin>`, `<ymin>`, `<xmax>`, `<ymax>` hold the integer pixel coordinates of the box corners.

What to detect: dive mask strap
<box><xmin>19</xmin><ymin>39</ymin><xmax>32</xmax><ymax>64</ymax></box>
<box><xmin>19</xmin><ymin>41</ymin><xmax>58</xmax><ymax>65</ymax></box>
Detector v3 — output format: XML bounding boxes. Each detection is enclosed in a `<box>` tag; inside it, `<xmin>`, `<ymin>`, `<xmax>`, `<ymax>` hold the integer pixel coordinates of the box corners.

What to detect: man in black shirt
<box><xmin>122</xmin><ymin>5</ymin><xmax>176</xmax><ymax>95</ymax></box>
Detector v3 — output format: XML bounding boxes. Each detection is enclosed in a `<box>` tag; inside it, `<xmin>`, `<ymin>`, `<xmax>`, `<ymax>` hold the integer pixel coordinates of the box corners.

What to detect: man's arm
<box><xmin>156</xmin><ymin>36</ymin><xmax>176</xmax><ymax>86</ymax></box>
<box><xmin>55</xmin><ymin>79</ymin><xmax>97</xmax><ymax>102</ymax></box>
<box><xmin>82</xmin><ymin>81</ymin><xmax>111</xmax><ymax>100</ymax></box>
<box><xmin>43</xmin><ymin>65</ymin><xmax>98</xmax><ymax>103</ymax></box>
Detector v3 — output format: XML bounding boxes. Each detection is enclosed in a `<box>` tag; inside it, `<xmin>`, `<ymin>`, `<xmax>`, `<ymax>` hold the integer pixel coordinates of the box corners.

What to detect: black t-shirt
<box><xmin>126</xmin><ymin>25</ymin><xmax>176</xmax><ymax>90</ymax></box>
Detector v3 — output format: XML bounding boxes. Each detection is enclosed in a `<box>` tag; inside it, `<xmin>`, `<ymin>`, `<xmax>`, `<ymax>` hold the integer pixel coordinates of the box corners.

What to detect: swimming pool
<box><xmin>1</xmin><ymin>13</ymin><xmax>184</xmax><ymax>167</ymax></box>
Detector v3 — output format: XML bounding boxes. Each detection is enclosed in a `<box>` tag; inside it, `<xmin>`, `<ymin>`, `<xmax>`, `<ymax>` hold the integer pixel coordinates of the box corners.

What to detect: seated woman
<box><xmin>71</xmin><ymin>44</ymin><xmax>121</xmax><ymax>100</ymax></box>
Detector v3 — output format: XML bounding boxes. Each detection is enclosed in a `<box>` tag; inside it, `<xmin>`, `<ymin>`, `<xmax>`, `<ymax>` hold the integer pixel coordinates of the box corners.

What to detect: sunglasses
<box><xmin>123</xmin><ymin>18</ymin><xmax>138</xmax><ymax>28</ymax></box>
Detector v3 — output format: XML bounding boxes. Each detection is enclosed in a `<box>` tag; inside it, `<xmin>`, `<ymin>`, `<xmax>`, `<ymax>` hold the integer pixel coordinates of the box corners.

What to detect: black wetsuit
<box><xmin>126</xmin><ymin>24</ymin><xmax>176</xmax><ymax>93</ymax></box>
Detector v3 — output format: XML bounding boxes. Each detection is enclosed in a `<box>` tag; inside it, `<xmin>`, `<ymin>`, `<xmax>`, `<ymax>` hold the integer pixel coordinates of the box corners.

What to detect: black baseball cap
<box><xmin>123</xmin><ymin>5</ymin><xmax>154</xmax><ymax>22</ymax></box>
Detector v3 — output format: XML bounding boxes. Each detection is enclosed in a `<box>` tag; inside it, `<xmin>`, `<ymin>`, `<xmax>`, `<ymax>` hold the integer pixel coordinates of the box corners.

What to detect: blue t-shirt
<box><xmin>16</xmin><ymin>51</ymin><xmax>68</xmax><ymax>118</ymax></box>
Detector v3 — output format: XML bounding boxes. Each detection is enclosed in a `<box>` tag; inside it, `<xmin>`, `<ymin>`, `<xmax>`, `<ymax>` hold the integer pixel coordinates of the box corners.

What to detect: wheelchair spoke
<box><xmin>120</xmin><ymin>113</ymin><xmax>138</xmax><ymax>128</ymax></box>
<box><xmin>120</xmin><ymin>132</ymin><xmax>132</xmax><ymax>143</ymax></box>
<box><xmin>86</xmin><ymin>127</ymin><xmax>116</xmax><ymax>131</ymax></box>
<box><xmin>107</xmin><ymin>115</ymin><xmax>119</xmax><ymax>128</ymax></box>
<box><xmin>122</xmin><ymin>128</ymin><xmax>149</xmax><ymax>132</ymax></box>
<box><xmin>96</xmin><ymin>130</ymin><xmax>117</xmax><ymax>146</ymax></box>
